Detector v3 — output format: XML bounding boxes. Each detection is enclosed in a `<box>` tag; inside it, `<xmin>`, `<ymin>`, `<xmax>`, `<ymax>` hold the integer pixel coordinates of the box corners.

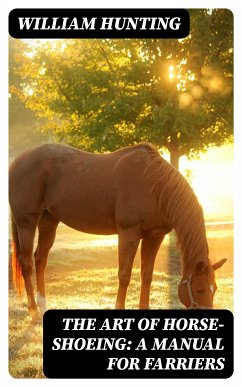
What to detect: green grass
<box><xmin>9</xmin><ymin>223</ymin><xmax>233</xmax><ymax>378</ymax></box>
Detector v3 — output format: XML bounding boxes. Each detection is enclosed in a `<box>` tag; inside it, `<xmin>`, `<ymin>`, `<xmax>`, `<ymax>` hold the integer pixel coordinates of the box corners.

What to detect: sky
<box><xmin>167</xmin><ymin>144</ymin><xmax>233</xmax><ymax>222</ymax></box>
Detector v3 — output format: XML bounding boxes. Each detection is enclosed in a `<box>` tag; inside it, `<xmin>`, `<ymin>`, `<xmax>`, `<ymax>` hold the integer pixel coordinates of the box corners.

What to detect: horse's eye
<box><xmin>197</xmin><ymin>289</ymin><xmax>206</xmax><ymax>294</ymax></box>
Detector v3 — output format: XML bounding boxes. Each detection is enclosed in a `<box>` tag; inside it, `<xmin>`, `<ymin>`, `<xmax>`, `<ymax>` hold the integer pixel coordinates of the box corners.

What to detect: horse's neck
<box><xmin>146</xmin><ymin>153</ymin><xmax>209</xmax><ymax>277</ymax></box>
<box><xmin>175</xmin><ymin>213</ymin><xmax>208</xmax><ymax>279</ymax></box>
<box><xmin>160</xmin><ymin>173</ymin><xmax>209</xmax><ymax>278</ymax></box>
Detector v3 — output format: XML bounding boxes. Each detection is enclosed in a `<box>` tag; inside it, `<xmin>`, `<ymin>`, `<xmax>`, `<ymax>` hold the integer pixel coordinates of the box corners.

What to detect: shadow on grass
<box><xmin>8</xmin><ymin>226</ymin><xmax>233</xmax><ymax>378</ymax></box>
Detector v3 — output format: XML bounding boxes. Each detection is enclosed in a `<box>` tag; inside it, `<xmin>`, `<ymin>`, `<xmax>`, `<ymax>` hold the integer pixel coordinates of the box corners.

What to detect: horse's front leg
<box><xmin>115</xmin><ymin>227</ymin><xmax>140</xmax><ymax>309</ymax></box>
<box><xmin>139</xmin><ymin>235</ymin><xmax>164</xmax><ymax>309</ymax></box>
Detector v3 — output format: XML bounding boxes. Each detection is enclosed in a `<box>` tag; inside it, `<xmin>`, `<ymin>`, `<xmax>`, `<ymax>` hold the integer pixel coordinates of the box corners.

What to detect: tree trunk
<box><xmin>169</xmin><ymin>149</ymin><xmax>181</xmax><ymax>278</ymax></box>
<box><xmin>170</xmin><ymin>149</ymin><xmax>180</xmax><ymax>170</ymax></box>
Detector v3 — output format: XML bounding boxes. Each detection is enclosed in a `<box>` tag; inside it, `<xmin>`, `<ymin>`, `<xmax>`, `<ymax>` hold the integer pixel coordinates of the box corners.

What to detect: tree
<box><xmin>10</xmin><ymin>9</ymin><xmax>233</xmax><ymax>169</ymax></box>
<box><xmin>9</xmin><ymin>9</ymin><xmax>233</xmax><ymax>276</ymax></box>
<box><xmin>9</xmin><ymin>38</ymin><xmax>49</xmax><ymax>159</ymax></box>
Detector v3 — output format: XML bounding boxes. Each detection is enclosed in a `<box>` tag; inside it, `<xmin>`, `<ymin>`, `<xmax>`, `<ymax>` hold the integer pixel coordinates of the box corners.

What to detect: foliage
<box><xmin>9</xmin><ymin>38</ymin><xmax>49</xmax><ymax>158</ymax></box>
<box><xmin>9</xmin><ymin>9</ymin><xmax>233</xmax><ymax>165</ymax></box>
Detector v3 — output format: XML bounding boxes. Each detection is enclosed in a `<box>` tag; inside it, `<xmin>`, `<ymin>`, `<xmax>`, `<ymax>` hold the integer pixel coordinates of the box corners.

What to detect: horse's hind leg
<box><xmin>17</xmin><ymin>219</ymin><xmax>39</xmax><ymax>321</ymax></box>
<box><xmin>34</xmin><ymin>211</ymin><xmax>59</xmax><ymax>316</ymax></box>
<box><xmin>139</xmin><ymin>235</ymin><xmax>164</xmax><ymax>309</ymax></box>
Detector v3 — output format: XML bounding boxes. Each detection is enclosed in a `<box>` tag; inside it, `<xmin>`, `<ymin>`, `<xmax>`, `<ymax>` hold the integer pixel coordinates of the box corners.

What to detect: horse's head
<box><xmin>178</xmin><ymin>258</ymin><xmax>227</xmax><ymax>309</ymax></box>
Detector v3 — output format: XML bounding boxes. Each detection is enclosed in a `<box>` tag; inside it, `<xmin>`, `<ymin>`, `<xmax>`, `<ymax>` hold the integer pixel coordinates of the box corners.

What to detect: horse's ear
<box><xmin>212</xmin><ymin>258</ymin><xmax>227</xmax><ymax>271</ymax></box>
<box><xmin>195</xmin><ymin>261</ymin><xmax>206</xmax><ymax>273</ymax></box>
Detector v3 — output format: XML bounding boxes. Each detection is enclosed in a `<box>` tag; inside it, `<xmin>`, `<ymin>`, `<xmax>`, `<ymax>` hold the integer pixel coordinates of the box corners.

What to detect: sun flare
<box><xmin>180</xmin><ymin>145</ymin><xmax>233</xmax><ymax>222</ymax></box>
<box><xmin>168</xmin><ymin>65</ymin><xmax>175</xmax><ymax>80</ymax></box>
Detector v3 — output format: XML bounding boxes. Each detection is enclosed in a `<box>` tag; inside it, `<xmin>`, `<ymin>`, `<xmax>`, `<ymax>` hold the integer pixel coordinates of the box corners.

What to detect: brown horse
<box><xmin>9</xmin><ymin>143</ymin><xmax>226</xmax><ymax>321</ymax></box>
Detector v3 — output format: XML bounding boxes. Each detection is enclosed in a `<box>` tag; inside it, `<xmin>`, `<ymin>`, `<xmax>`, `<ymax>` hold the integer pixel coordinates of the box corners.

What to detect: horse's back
<box><xmin>9</xmin><ymin>143</ymin><xmax>160</xmax><ymax>233</ymax></box>
<box><xmin>9</xmin><ymin>142</ymin><xmax>155</xmax><ymax>173</ymax></box>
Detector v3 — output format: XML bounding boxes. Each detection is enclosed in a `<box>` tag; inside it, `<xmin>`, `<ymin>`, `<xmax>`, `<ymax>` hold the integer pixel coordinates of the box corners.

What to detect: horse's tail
<box><xmin>11</xmin><ymin>214</ymin><xmax>24</xmax><ymax>296</ymax></box>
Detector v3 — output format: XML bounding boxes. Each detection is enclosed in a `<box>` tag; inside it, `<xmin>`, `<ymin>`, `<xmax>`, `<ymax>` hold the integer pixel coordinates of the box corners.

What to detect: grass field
<box><xmin>9</xmin><ymin>222</ymin><xmax>233</xmax><ymax>378</ymax></box>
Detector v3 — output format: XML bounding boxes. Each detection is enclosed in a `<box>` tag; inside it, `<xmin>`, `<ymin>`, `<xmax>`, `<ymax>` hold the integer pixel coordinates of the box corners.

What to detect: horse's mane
<box><xmin>142</xmin><ymin>143</ymin><xmax>209</xmax><ymax>277</ymax></box>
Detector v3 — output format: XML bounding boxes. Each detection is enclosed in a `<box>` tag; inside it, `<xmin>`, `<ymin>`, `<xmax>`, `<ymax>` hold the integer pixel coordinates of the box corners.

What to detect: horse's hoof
<box><xmin>30</xmin><ymin>308</ymin><xmax>42</xmax><ymax>324</ymax></box>
<box><xmin>39</xmin><ymin>306</ymin><xmax>47</xmax><ymax>318</ymax></box>
<box><xmin>37</xmin><ymin>293</ymin><xmax>46</xmax><ymax>317</ymax></box>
